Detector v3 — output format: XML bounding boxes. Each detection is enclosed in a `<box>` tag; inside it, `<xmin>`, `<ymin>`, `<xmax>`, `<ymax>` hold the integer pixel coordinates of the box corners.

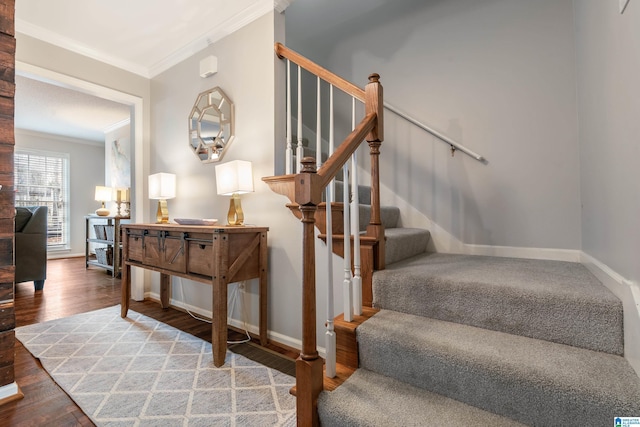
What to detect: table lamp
<box><xmin>149</xmin><ymin>173</ymin><xmax>176</xmax><ymax>224</ymax></box>
<box><xmin>114</xmin><ymin>187</ymin><xmax>130</xmax><ymax>218</ymax></box>
<box><xmin>94</xmin><ymin>186</ymin><xmax>113</xmax><ymax>216</ymax></box>
<box><xmin>215</xmin><ymin>160</ymin><xmax>253</xmax><ymax>226</ymax></box>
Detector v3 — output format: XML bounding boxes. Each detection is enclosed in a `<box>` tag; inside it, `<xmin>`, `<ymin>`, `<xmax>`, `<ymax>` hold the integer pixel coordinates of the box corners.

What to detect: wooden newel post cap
<box><xmin>296</xmin><ymin>157</ymin><xmax>322</xmax><ymax>206</ymax></box>
<box><xmin>368</xmin><ymin>73</ymin><xmax>380</xmax><ymax>83</ymax></box>
<box><xmin>300</xmin><ymin>157</ymin><xmax>317</xmax><ymax>173</ymax></box>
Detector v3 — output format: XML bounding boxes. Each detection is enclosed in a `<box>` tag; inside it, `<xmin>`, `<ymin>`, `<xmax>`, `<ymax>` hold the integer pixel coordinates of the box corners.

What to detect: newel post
<box><xmin>365</xmin><ymin>73</ymin><xmax>385</xmax><ymax>269</ymax></box>
<box><xmin>295</xmin><ymin>157</ymin><xmax>324</xmax><ymax>426</ymax></box>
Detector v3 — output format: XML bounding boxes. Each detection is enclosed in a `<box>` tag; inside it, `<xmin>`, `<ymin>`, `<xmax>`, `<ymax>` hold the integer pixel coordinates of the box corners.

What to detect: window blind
<box><xmin>14</xmin><ymin>149</ymin><xmax>70</xmax><ymax>249</ymax></box>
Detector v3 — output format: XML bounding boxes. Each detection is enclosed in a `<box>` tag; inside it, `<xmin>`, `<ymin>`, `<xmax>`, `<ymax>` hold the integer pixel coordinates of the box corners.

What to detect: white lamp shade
<box><xmin>113</xmin><ymin>187</ymin><xmax>130</xmax><ymax>202</ymax></box>
<box><xmin>95</xmin><ymin>185</ymin><xmax>113</xmax><ymax>202</ymax></box>
<box><xmin>215</xmin><ymin>160</ymin><xmax>254</xmax><ymax>195</ymax></box>
<box><xmin>149</xmin><ymin>173</ymin><xmax>176</xmax><ymax>200</ymax></box>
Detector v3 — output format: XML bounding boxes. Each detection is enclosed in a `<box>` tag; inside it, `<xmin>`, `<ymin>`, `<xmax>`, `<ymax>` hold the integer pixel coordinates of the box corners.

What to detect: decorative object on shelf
<box><xmin>215</xmin><ymin>160</ymin><xmax>254</xmax><ymax>226</ymax></box>
<box><xmin>149</xmin><ymin>173</ymin><xmax>176</xmax><ymax>224</ymax></box>
<box><xmin>188</xmin><ymin>87</ymin><xmax>234</xmax><ymax>163</ymax></box>
<box><xmin>85</xmin><ymin>215</ymin><xmax>126</xmax><ymax>277</ymax></box>
<box><xmin>174</xmin><ymin>218</ymin><xmax>218</xmax><ymax>226</ymax></box>
<box><xmin>113</xmin><ymin>187</ymin><xmax>130</xmax><ymax>218</ymax></box>
<box><xmin>94</xmin><ymin>186</ymin><xmax>112</xmax><ymax>216</ymax></box>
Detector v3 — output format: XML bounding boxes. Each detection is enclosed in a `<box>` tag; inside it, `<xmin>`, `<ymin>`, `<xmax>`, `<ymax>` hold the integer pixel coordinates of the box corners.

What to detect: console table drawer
<box><xmin>187</xmin><ymin>240</ymin><xmax>213</xmax><ymax>277</ymax></box>
<box><xmin>126</xmin><ymin>229</ymin><xmax>144</xmax><ymax>262</ymax></box>
<box><xmin>144</xmin><ymin>230</ymin><xmax>187</xmax><ymax>273</ymax></box>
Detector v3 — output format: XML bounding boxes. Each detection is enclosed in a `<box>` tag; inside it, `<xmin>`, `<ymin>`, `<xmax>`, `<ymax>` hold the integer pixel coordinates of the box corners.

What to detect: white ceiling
<box><xmin>12</xmin><ymin>0</ymin><xmax>396</xmax><ymax>142</ymax></box>
<box><xmin>15</xmin><ymin>0</ymin><xmax>287</xmax><ymax>78</ymax></box>
<box><xmin>13</xmin><ymin>0</ymin><xmax>291</xmax><ymax>142</ymax></box>
<box><xmin>14</xmin><ymin>75</ymin><xmax>131</xmax><ymax>142</ymax></box>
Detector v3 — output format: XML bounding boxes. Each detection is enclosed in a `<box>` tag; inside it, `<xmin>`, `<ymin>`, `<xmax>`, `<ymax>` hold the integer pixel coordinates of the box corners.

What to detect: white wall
<box><xmin>150</xmin><ymin>11</ymin><xmax>314</xmax><ymax>347</ymax></box>
<box><xmin>15</xmin><ymin>130</ymin><xmax>105</xmax><ymax>257</ymax></box>
<box><xmin>287</xmin><ymin>0</ymin><xmax>581</xmax><ymax>252</ymax></box>
<box><xmin>574</xmin><ymin>0</ymin><xmax>640</xmax><ymax>373</ymax></box>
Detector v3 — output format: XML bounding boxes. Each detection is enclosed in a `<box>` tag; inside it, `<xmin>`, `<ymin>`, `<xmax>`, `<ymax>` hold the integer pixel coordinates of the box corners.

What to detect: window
<box><xmin>14</xmin><ymin>149</ymin><xmax>70</xmax><ymax>250</ymax></box>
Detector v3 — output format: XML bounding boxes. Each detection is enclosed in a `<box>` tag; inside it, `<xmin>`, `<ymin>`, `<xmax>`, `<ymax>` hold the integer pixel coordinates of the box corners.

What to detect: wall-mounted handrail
<box><xmin>384</xmin><ymin>102</ymin><xmax>486</xmax><ymax>163</ymax></box>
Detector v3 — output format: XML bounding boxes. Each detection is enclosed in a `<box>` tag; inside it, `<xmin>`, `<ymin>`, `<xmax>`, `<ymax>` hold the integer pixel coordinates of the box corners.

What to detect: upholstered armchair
<box><xmin>15</xmin><ymin>206</ymin><xmax>47</xmax><ymax>290</ymax></box>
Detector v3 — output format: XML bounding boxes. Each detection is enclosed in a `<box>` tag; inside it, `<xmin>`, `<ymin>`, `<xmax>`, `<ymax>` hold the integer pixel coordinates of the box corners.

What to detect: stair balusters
<box><xmin>285</xmin><ymin>59</ymin><xmax>293</xmax><ymax>174</ymax></box>
<box><xmin>269</xmin><ymin>42</ymin><xmax>384</xmax><ymax>427</ymax></box>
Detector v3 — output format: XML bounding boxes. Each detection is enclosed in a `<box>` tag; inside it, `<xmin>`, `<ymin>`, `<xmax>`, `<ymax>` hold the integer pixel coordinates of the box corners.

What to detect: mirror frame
<box><xmin>188</xmin><ymin>87</ymin><xmax>235</xmax><ymax>163</ymax></box>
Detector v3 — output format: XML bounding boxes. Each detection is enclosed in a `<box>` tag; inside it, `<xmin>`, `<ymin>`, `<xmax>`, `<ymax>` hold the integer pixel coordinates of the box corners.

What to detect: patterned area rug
<box><xmin>16</xmin><ymin>305</ymin><xmax>296</xmax><ymax>426</ymax></box>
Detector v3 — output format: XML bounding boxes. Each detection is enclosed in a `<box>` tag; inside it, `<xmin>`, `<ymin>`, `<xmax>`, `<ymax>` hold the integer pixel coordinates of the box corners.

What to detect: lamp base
<box><xmin>226</xmin><ymin>193</ymin><xmax>244</xmax><ymax>226</ymax></box>
<box><xmin>156</xmin><ymin>199</ymin><xmax>169</xmax><ymax>224</ymax></box>
<box><xmin>95</xmin><ymin>207</ymin><xmax>110</xmax><ymax>216</ymax></box>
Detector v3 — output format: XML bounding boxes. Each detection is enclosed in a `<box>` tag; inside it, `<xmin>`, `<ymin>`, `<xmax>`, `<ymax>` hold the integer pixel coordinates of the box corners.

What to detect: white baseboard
<box><xmin>581</xmin><ymin>252</ymin><xmax>640</xmax><ymax>376</ymax></box>
<box><xmin>0</xmin><ymin>382</ymin><xmax>22</xmax><ymax>403</ymax></box>
<box><xmin>463</xmin><ymin>244</ymin><xmax>581</xmax><ymax>262</ymax></box>
<box><xmin>48</xmin><ymin>252</ymin><xmax>84</xmax><ymax>260</ymax></box>
<box><xmin>145</xmin><ymin>291</ymin><xmax>306</xmax><ymax>355</ymax></box>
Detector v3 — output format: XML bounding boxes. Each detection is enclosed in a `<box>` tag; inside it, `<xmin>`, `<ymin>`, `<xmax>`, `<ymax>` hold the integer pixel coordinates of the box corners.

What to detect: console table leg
<box><xmin>160</xmin><ymin>273</ymin><xmax>171</xmax><ymax>308</ymax></box>
<box><xmin>121</xmin><ymin>263</ymin><xmax>131</xmax><ymax>318</ymax></box>
<box><xmin>212</xmin><ymin>278</ymin><xmax>228</xmax><ymax>367</ymax></box>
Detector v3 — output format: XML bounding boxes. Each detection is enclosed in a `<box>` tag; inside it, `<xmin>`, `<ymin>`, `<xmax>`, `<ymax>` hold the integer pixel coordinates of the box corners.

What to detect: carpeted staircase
<box><xmin>317</xmin><ymin>206</ymin><xmax>640</xmax><ymax>425</ymax></box>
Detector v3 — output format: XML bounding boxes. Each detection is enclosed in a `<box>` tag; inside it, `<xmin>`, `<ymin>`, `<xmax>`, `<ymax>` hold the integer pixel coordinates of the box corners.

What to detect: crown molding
<box><xmin>274</xmin><ymin>0</ymin><xmax>294</xmax><ymax>13</ymax></box>
<box><xmin>148</xmin><ymin>0</ymin><xmax>276</xmax><ymax>77</ymax></box>
<box><xmin>15</xmin><ymin>18</ymin><xmax>150</xmax><ymax>78</ymax></box>
<box><xmin>16</xmin><ymin>0</ymin><xmax>286</xmax><ymax>80</ymax></box>
<box><xmin>15</xmin><ymin>128</ymin><xmax>105</xmax><ymax>147</ymax></box>
<box><xmin>103</xmin><ymin>118</ymin><xmax>131</xmax><ymax>134</ymax></box>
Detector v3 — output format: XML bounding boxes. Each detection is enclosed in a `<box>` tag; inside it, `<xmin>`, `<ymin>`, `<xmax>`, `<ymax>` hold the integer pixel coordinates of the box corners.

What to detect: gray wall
<box><xmin>575</xmin><ymin>0</ymin><xmax>639</xmax><ymax>289</ymax></box>
<box><xmin>287</xmin><ymin>0</ymin><xmax>581</xmax><ymax>251</ymax></box>
<box><xmin>14</xmin><ymin>130</ymin><xmax>105</xmax><ymax>257</ymax></box>
<box><xmin>150</xmin><ymin>11</ymin><xmax>312</xmax><ymax>346</ymax></box>
<box><xmin>574</xmin><ymin>0</ymin><xmax>640</xmax><ymax>371</ymax></box>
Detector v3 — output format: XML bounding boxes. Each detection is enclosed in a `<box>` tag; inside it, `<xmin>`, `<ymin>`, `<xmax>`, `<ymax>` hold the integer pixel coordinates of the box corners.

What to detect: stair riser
<box><xmin>384</xmin><ymin>230</ymin><xmax>430</xmax><ymax>265</ymax></box>
<box><xmin>357</xmin><ymin>313</ymin><xmax>640</xmax><ymax>426</ymax></box>
<box><xmin>334</xmin><ymin>181</ymin><xmax>371</xmax><ymax>205</ymax></box>
<box><xmin>373</xmin><ymin>254</ymin><xmax>624</xmax><ymax>355</ymax></box>
<box><xmin>374</xmin><ymin>278</ymin><xmax>623</xmax><ymax>354</ymax></box>
<box><xmin>358</xmin><ymin>340</ymin><xmax>627</xmax><ymax>426</ymax></box>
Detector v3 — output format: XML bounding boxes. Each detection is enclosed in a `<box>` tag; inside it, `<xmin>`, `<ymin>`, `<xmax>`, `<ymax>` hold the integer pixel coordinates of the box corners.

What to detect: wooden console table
<box><xmin>120</xmin><ymin>223</ymin><xmax>268</xmax><ymax>367</ymax></box>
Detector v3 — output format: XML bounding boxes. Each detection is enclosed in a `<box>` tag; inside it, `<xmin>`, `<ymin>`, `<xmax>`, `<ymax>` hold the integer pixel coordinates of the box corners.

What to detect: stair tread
<box><xmin>318</xmin><ymin>368</ymin><xmax>527</xmax><ymax>427</ymax></box>
<box><xmin>356</xmin><ymin>309</ymin><xmax>640</xmax><ymax>425</ymax></box>
<box><xmin>373</xmin><ymin>252</ymin><xmax>623</xmax><ymax>354</ymax></box>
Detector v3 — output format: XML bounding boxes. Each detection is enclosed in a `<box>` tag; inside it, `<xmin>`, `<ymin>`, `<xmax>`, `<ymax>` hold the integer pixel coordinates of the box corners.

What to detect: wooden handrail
<box><xmin>275</xmin><ymin>42</ymin><xmax>365</xmax><ymax>102</ymax></box>
<box><xmin>317</xmin><ymin>113</ymin><xmax>376</xmax><ymax>188</ymax></box>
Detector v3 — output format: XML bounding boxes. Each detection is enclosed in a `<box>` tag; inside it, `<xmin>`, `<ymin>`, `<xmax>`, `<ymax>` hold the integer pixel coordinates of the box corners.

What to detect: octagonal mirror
<box><xmin>188</xmin><ymin>87</ymin><xmax>234</xmax><ymax>163</ymax></box>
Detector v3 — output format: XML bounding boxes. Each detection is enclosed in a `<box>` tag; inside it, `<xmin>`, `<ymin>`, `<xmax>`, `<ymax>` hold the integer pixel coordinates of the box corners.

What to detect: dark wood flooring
<box><xmin>1</xmin><ymin>257</ymin><xmax>298</xmax><ymax>426</ymax></box>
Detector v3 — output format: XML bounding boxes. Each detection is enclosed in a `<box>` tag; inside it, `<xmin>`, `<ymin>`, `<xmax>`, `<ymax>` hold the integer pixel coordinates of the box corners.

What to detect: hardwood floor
<box><xmin>2</xmin><ymin>257</ymin><xmax>298</xmax><ymax>426</ymax></box>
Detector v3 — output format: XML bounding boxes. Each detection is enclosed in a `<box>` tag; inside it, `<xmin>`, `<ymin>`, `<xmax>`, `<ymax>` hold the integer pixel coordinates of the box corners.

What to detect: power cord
<box><xmin>176</xmin><ymin>277</ymin><xmax>251</xmax><ymax>344</ymax></box>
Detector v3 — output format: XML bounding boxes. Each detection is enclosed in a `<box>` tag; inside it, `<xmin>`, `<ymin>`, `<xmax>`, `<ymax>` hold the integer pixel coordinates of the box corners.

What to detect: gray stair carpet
<box><xmin>354</xmin><ymin>310</ymin><xmax>640</xmax><ymax>426</ymax></box>
<box><xmin>384</xmin><ymin>227</ymin><xmax>430</xmax><ymax>265</ymax></box>
<box><xmin>358</xmin><ymin>204</ymin><xmax>400</xmax><ymax>230</ymax></box>
<box><xmin>334</xmin><ymin>181</ymin><xmax>371</xmax><ymax>205</ymax></box>
<box><xmin>373</xmin><ymin>253</ymin><xmax>623</xmax><ymax>354</ymax></box>
<box><xmin>318</xmin><ymin>368</ymin><xmax>527</xmax><ymax>427</ymax></box>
